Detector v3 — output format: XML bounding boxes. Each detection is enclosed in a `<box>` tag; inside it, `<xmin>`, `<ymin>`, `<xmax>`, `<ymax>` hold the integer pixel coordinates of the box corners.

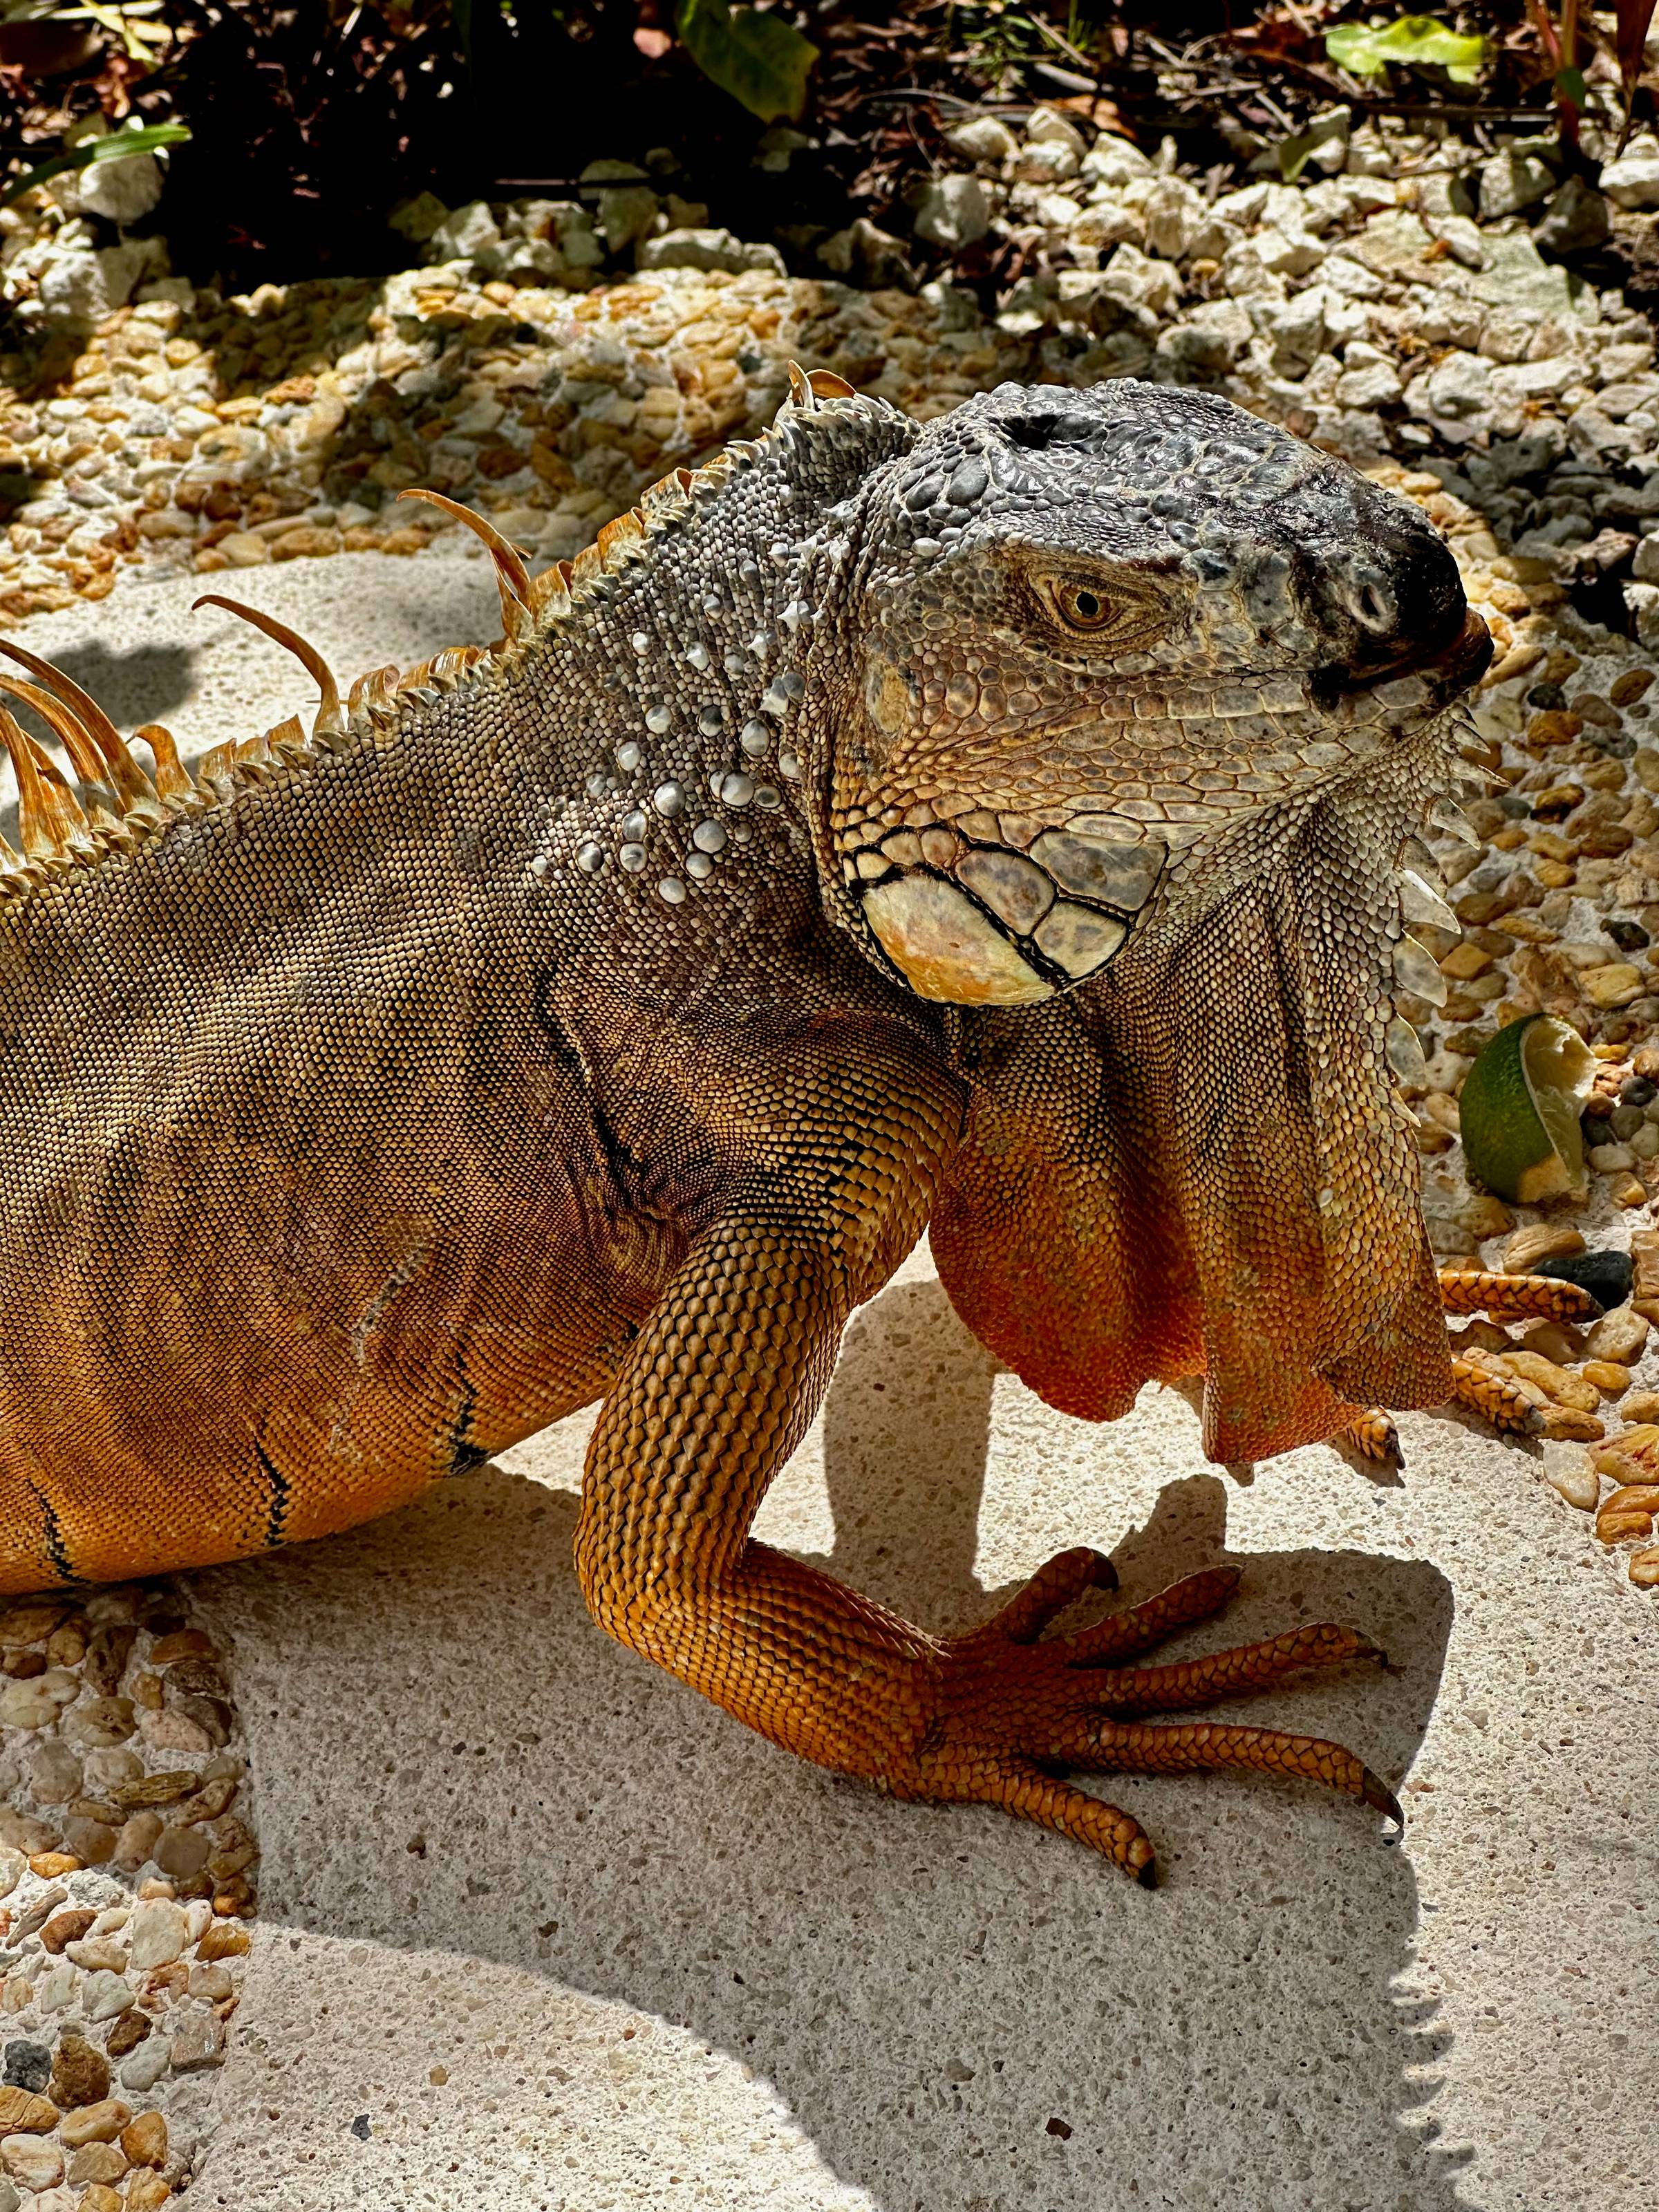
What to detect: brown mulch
<box><xmin>0</xmin><ymin>0</ymin><xmax>1655</xmax><ymax>294</ymax></box>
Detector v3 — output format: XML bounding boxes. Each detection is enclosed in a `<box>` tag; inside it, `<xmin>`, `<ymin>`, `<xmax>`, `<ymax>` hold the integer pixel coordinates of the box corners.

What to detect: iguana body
<box><xmin>0</xmin><ymin>376</ymin><xmax>1511</xmax><ymax>1879</ymax></box>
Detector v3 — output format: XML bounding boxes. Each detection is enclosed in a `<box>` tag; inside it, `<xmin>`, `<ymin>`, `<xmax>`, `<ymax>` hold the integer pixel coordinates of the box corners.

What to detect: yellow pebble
<box><xmin>1582</xmin><ymin>1360</ymin><xmax>1633</xmax><ymax>1397</ymax></box>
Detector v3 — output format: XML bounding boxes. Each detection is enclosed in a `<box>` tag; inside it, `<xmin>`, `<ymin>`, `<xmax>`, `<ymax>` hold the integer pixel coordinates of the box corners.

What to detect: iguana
<box><xmin>0</xmin><ymin>373</ymin><xmax>1595</xmax><ymax>1884</ymax></box>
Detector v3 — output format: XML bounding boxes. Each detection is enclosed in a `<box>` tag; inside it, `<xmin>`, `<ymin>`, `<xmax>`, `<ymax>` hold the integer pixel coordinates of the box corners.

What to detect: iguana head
<box><xmin>790</xmin><ymin>378</ymin><xmax>1490</xmax><ymax>1462</ymax></box>
<box><xmin>820</xmin><ymin>379</ymin><xmax>1487</xmax><ymax>1006</ymax></box>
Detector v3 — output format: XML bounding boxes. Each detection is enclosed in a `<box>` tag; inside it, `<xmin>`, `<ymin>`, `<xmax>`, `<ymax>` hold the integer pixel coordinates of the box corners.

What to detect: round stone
<box><xmin>686</xmin><ymin>852</ymin><xmax>713</xmax><ymax>879</ymax></box>
<box><xmin>576</xmin><ymin>843</ymin><xmax>604</xmax><ymax>874</ymax></box>
<box><xmin>529</xmin><ymin>855</ymin><xmax>550</xmax><ymax>880</ymax></box>
<box><xmin>698</xmin><ymin>706</ymin><xmax>724</xmax><ymax>734</ymax></box>
<box><xmin>719</xmin><ymin>772</ymin><xmax>754</xmax><ymax>806</ymax></box>
<box><xmin>50</xmin><ymin>2032</ymin><xmax>110</xmax><ymax>2108</ymax></box>
<box><xmin>619</xmin><ymin>810</ymin><xmax>647</xmax><ymax>843</ymax></box>
<box><xmin>615</xmin><ymin>741</ymin><xmax>641</xmax><ymax>772</ymax></box>
<box><xmin>3</xmin><ymin>2041</ymin><xmax>50</xmax><ymax>2094</ymax></box>
<box><xmin>686</xmin><ymin>644</ymin><xmax>710</xmax><ymax>671</ymax></box>
<box><xmin>1535</xmin><ymin>1249</ymin><xmax>1635</xmax><ymax>1307</ymax></box>
<box><xmin>692</xmin><ymin>820</ymin><xmax>727</xmax><ymax>855</ymax></box>
<box><xmin>118</xmin><ymin>2040</ymin><xmax>170</xmax><ymax>2093</ymax></box>
<box><xmin>619</xmin><ymin>843</ymin><xmax>646</xmax><ymax>872</ymax></box>
<box><xmin>778</xmin><ymin>752</ymin><xmax>801</xmax><ymax>780</ymax></box>
<box><xmin>121</xmin><ymin>2109</ymin><xmax>168</xmax><ymax>2167</ymax></box>
<box><xmin>644</xmin><ymin>706</ymin><xmax>673</xmax><ymax>733</ymax></box>
<box><xmin>1</xmin><ymin>2136</ymin><xmax>62</xmax><ymax>2190</ymax></box>
<box><xmin>753</xmin><ymin>786</ymin><xmax>781</xmax><ymax>810</ymax></box>
<box><xmin>658</xmin><ymin>877</ymin><xmax>686</xmax><ymax>905</ymax></box>
<box><xmin>740</xmin><ymin>721</ymin><xmax>771</xmax><ymax>756</ymax></box>
<box><xmin>653</xmin><ymin>782</ymin><xmax>684</xmax><ymax>817</ymax></box>
<box><xmin>630</xmin><ymin>632</ymin><xmax>648</xmax><ymax>654</ymax></box>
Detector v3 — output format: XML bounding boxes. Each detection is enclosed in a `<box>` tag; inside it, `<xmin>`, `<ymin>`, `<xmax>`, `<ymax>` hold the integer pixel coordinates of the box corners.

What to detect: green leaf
<box><xmin>675</xmin><ymin>0</ymin><xmax>817</xmax><ymax>122</ymax></box>
<box><xmin>1326</xmin><ymin>15</ymin><xmax>1487</xmax><ymax>85</ymax></box>
<box><xmin>1</xmin><ymin>120</ymin><xmax>189</xmax><ymax>211</ymax></box>
<box><xmin>1277</xmin><ymin>124</ymin><xmax>1324</xmax><ymax>180</ymax></box>
<box><xmin>1275</xmin><ymin>108</ymin><xmax>1351</xmax><ymax>181</ymax></box>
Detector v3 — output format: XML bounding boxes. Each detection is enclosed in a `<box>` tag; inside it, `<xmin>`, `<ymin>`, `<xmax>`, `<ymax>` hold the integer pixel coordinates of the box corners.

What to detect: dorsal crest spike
<box><xmin>786</xmin><ymin>362</ymin><xmax>816</xmax><ymax>411</ymax></box>
<box><xmin>0</xmin><ymin>638</ymin><xmax>156</xmax><ymax>812</ymax></box>
<box><xmin>526</xmin><ymin>565</ymin><xmax>571</xmax><ymax>620</ymax></box>
<box><xmin>397</xmin><ymin>489</ymin><xmax>532</xmax><ymax>644</ymax></box>
<box><xmin>346</xmin><ymin>665</ymin><xmax>401</xmax><ymax>721</ymax></box>
<box><xmin>133</xmin><ymin>724</ymin><xmax>193</xmax><ymax>800</ymax></box>
<box><xmin>0</xmin><ymin>673</ymin><xmax>108</xmax><ymax>794</ymax></box>
<box><xmin>192</xmin><ymin>596</ymin><xmax>344</xmax><ymax>740</ymax></box>
<box><xmin>807</xmin><ymin>369</ymin><xmax>857</xmax><ymax>402</ymax></box>
<box><xmin>196</xmin><ymin>739</ymin><xmax>236</xmax><ymax>787</ymax></box>
<box><xmin>596</xmin><ymin>510</ymin><xmax>646</xmax><ymax>563</ymax></box>
<box><xmin>0</xmin><ymin>710</ymin><xmax>88</xmax><ymax>858</ymax></box>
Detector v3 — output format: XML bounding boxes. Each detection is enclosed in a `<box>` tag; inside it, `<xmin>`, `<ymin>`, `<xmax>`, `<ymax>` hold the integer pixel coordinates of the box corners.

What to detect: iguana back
<box><xmin>0</xmin><ymin>387</ymin><xmax>937</xmax><ymax>1586</ymax></box>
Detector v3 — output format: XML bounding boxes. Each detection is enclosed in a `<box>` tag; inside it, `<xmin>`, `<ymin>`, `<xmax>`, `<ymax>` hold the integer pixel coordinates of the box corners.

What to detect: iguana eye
<box><xmin>1050</xmin><ymin>581</ymin><xmax>1115</xmax><ymax>632</ymax></box>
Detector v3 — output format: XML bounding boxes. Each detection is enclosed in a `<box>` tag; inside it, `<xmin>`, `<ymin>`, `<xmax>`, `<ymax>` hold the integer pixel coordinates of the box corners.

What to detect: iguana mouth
<box><xmin>840</xmin><ymin>607</ymin><xmax>1489</xmax><ymax>1011</ymax></box>
<box><xmin>1326</xmin><ymin>604</ymin><xmax>1493</xmax><ymax>706</ymax></box>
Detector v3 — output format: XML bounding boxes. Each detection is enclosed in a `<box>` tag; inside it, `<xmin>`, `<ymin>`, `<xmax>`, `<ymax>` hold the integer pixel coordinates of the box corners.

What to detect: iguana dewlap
<box><xmin>0</xmin><ymin>375</ymin><xmax>1501</xmax><ymax>1880</ymax></box>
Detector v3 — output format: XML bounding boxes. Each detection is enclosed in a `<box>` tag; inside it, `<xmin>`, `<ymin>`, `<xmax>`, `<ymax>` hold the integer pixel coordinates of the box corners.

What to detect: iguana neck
<box><xmin>486</xmin><ymin>409</ymin><xmax>911</xmax><ymax>923</ymax></box>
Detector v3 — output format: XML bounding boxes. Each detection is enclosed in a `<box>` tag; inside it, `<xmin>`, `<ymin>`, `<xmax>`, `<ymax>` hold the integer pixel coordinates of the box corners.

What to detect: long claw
<box><xmin>1363</xmin><ymin>1769</ymin><xmax>1405</xmax><ymax>1830</ymax></box>
<box><xmin>1067</xmin><ymin>1718</ymin><xmax>1403</xmax><ymax>1830</ymax></box>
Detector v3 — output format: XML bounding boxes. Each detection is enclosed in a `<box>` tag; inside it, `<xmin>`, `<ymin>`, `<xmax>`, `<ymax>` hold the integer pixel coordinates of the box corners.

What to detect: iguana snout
<box><xmin>821</xmin><ymin>379</ymin><xmax>1487</xmax><ymax>1014</ymax></box>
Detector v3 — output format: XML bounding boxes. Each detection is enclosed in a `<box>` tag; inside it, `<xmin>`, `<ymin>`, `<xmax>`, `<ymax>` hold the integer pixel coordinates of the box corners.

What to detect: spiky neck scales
<box><xmin>505</xmin><ymin>384</ymin><xmax>916</xmax><ymax>921</ymax></box>
<box><xmin>0</xmin><ymin>369</ymin><xmax>916</xmax><ymax>934</ymax></box>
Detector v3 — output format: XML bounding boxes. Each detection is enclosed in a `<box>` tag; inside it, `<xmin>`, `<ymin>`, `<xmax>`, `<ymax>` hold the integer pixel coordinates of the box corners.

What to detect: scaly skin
<box><xmin>0</xmin><ymin>376</ymin><xmax>1492</xmax><ymax>1879</ymax></box>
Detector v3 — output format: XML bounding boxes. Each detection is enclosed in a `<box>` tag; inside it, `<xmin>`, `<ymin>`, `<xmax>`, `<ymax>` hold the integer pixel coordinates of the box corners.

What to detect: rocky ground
<box><xmin>0</xmin><ymin>93</ymin><xmax>1658</xmax><ymax>2209</ymax></box>
<box><xmin>0</xmin><ymin>1595</ymin><xmax>255</xmax><ymax>2211</ymax></box>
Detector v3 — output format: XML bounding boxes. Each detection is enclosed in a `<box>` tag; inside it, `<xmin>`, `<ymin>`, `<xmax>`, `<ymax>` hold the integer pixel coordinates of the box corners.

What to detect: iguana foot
<box><xmin>1345</xmin><ymin>1266</ymin><xmax>1606</xmax><ymax>1456</ymax></box>
<box><xmin>1446</xmin><ymin>1350</ymin><xmax>1542</xmax><ymax>1436</ymax></box>
<box><xmin>904</xmin><ymin>1550</ymin><xmax>1398</xmax><ymax>1886</ymax></box>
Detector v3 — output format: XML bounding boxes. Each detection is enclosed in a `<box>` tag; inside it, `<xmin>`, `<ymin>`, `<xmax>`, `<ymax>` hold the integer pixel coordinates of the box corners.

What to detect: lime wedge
<box><xmin>1459</xmin><ymin>1014</ymin><xmax>1596</xmax><ymax>1204</ymax></box>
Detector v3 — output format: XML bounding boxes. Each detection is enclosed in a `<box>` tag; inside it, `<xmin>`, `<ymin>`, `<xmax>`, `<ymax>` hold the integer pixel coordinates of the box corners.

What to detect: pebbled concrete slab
<box><xmin>9</xmin><ymin>558</ymin><xmax>1656</xmax><ymax>2212</ymax></box>
<box><xmin>187</xmin><ymin>1245</ymin><xmax>1651</xmax><ymax>2212</ymax></box>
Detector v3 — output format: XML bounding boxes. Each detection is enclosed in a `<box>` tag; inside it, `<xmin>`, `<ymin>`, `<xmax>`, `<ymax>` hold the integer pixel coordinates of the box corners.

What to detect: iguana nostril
<box><xmin>1355</xmin><ymin>578</ymin><xmax>1394</xmax><ymax>632</ymax></box>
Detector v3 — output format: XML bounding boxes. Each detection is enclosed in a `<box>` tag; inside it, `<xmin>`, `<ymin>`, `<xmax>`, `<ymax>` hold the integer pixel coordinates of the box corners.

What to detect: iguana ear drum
<box><xmin>856</xmin><ymin>825</ymin><xmax>1165</xmax><ymax>1006</ymax></box>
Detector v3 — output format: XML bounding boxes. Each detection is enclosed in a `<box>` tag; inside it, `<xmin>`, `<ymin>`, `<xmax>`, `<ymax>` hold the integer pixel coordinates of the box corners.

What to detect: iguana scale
<box><xmin>0</xmin><ymin>373</ymin><xmax>1591</xmax><ymax>1881</ymax></box>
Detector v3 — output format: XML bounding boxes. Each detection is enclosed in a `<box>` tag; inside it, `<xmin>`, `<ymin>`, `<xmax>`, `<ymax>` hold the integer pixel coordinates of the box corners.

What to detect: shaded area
<box><xmin>192</xmin><ymin>1273</ymin><xmax>1463</xmax><ymax>2211</ymax></box>
<box><xmin>3</xmin><ymin>635</ymin><xmax>193</xmax><ymax>733</ymax></box>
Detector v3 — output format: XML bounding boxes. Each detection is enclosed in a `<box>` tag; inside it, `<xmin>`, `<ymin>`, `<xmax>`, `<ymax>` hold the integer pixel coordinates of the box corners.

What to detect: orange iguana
<box><xmin>0</xmin><ymin>373</ymin><xmax>1594</xmax><ymax>1883</ymax></box>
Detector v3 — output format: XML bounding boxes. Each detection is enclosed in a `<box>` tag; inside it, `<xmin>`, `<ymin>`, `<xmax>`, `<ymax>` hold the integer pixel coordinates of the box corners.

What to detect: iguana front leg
<box><xmin>577</xmin><ymin>1213</ymin><xmax>1401</xmax><ymax>1884</ymax></box>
